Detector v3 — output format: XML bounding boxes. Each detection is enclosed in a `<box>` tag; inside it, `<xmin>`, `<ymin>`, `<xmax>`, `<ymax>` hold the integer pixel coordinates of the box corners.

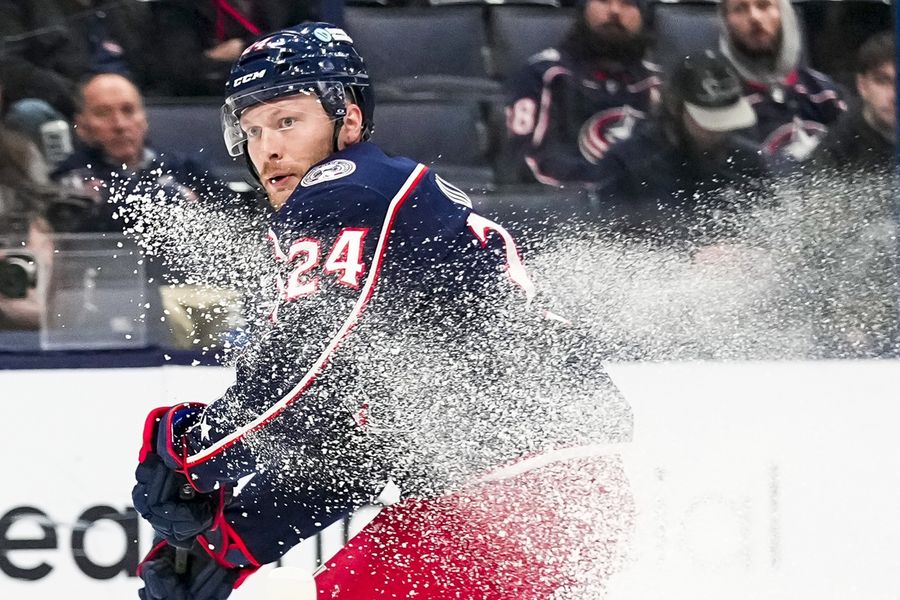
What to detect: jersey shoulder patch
<box><xmin>301</xmin><ymin>159</ymin><xmax>357</xmax><ymax>187</ymax></box>
<box><xmin>435</xmin><ymin>174</ymin><xmax>472</xmax><ymax>208</ymax></box>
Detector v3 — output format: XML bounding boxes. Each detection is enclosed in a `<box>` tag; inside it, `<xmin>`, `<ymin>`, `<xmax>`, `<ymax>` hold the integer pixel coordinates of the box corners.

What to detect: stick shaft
<box><xmin>174</xmin><ymin>482</ymin><xmax>196</xmax><ymax>575</ymax></box>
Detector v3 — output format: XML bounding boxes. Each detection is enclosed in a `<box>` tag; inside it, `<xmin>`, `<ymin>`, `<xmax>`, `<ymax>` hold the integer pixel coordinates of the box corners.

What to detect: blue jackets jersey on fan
<box><xmin>717</xmin><ymin>0</ymin><xmax>845</xmax><ymax>165</ymax></box>
<box><xmin>741</xmin><ymin>69</ymin><xmax>845</xmax><ymax>163</ymax></box>
<box><xmin>504</xmin><ymin>46</ymin><xmax>661</xmax><ymax>186</ymax></box>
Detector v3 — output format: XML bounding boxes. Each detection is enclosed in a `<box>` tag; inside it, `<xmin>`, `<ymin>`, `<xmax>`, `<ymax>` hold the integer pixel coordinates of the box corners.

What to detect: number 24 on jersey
<box><xmin>270</xmin><ymin>228</ymin><xmax>369</xmax><ymax>302</ymax></box>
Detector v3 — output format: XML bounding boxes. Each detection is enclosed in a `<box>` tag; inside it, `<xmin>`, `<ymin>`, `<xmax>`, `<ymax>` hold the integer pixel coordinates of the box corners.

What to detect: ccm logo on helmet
<box><xmin>234</xmin><ymin>69</ymin><xmax>266</xmax><ymax>87</ymax></box>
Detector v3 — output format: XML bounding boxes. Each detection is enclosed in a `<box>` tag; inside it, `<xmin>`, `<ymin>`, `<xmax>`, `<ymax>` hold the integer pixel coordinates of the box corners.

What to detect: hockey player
<box><xmin>132</xmin><ymin>23</ymin><xmax>632</xmax><ymax>600</ymax></box>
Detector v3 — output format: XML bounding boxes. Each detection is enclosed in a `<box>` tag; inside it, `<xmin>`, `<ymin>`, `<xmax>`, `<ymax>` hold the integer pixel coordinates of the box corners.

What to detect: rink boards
<box><xmin>0</xmin><ymin>360</ymin><xmax>898</xmax><ymax>599</ymax></box>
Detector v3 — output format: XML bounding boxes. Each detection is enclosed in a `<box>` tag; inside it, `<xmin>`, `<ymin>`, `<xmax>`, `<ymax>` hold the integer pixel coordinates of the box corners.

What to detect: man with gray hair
<box><xmin>719</xmin><ymin>0</ymin><xmax>845</xmax><ymax>163</ymax></box>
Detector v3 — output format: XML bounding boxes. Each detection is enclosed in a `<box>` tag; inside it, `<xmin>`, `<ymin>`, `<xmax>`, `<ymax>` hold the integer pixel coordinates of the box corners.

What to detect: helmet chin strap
<box><xmin>331</xmin><ymin>118</ymin><xmax>344</xmax><ymax>153</ymax></box>
<box><xmin>244</xmin><ymin>147</ymin><xmax>262</xmax><ymax>186</ymax></box>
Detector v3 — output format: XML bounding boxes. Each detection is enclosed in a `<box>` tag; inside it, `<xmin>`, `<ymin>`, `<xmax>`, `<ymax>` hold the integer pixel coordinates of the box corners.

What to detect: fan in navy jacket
<box><xmin>132</xmin><ymin>24</ymin><xmax>631</xmax><ymax>600</ymax></box>
<box><xmin>503</xmin><ymin>0</ymin><xmax>660</xmax><ymax>186</ymax></box>
<box><xmin>719</xmin><ymin>0</ymin><xmax>845</xmax><ymax>164</ymax></box>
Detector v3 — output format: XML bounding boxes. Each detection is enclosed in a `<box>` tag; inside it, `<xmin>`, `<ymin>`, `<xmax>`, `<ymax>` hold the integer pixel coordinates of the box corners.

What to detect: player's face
<box><xmin>724</xmin><ymin>0</ymin><xmax>782</xmax><ymax>57</ymax></box>
<box><xmin>858</xmin><ymin>62</ymin><xmax>896</xmax><ymax>132</ymax></box>
<box><xmin>241</xmin><ymin>94</ymin><xmax>335</xmax><ymax>209</ymax></box>
<box><xmin>241</xmin><ymin>93</ymin><xmax>364</xmax><ymax>210</ymax></box>
<box><xmin>584</xmin><ymin>0</ymin><xmax>643</xmax><ymax>36</ymax></box>
<box><xmin>76</xmin><ymin>74</ymin><xmax>148</xmax><ymax>166</ymax></box>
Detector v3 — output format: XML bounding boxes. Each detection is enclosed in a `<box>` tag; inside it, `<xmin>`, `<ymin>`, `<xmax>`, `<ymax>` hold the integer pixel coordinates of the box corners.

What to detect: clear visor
<box><xmin>221</xmin><ymin>81</ymin><xmax>346</xmax><ymax>157</ymax></box>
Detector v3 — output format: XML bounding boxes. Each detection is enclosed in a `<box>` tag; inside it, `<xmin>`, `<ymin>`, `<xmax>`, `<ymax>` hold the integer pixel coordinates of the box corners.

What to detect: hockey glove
<box><xmin>133</xmin><ymin>405</ymin><xmax>215</xmax><ymax>546</ymax></box>
<box><xmin>133</xmin><ymin>453</ymin><xmax>216</xmax><ymax>547</ymax></box>
<box><xmin>138</xmin><ymin>539</ymin><xmax>244</xmax><ymax>600</ymax></box>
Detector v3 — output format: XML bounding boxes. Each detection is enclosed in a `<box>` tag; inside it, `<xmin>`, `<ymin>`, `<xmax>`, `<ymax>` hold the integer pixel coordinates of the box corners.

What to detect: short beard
<box><xmin>563</xmin><ymin>18</ymin><xmax>648</xmax><ymax>66</ymax></box>
<box><xmin>731</xmin><ymin>28</ymin><xmax>782</xmax><ymax>62</ymax></box>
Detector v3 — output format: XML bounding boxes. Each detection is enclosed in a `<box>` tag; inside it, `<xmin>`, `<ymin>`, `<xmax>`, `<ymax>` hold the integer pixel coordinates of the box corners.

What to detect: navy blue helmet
<box><xmin>221</xmin><ymin>23</ymin><xmax>374</xmax><ymax>158</ymax></box>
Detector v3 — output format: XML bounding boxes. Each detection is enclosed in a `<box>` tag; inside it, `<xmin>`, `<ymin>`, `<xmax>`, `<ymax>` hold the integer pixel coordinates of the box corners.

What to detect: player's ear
<box><xmin>339</xmin><ymin>103</ymin><xmax>364</xmax><ymax>148</ymax></box>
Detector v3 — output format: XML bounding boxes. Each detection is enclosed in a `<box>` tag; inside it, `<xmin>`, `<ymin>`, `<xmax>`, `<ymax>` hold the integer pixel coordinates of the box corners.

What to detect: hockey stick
<box><xmin>174</xmin><ymin>482</ymin><xmax>196</xmax><ymax>575</ymax></box>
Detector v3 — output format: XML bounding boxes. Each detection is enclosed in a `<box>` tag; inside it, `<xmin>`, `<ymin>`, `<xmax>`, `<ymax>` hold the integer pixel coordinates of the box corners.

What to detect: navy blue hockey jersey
<box><xmin>165</xmin><ymin>142</ymin><xmax>537</xmax><ymax>566</ymax></box>
<box><xmin>504</xmin><ymin>47</ymin><xmax>661</xmax><ymax>186</ymax></box>
<box><xmin>741</xmin><ymin>68</ymin><xmax>846</xmax><ymax>163</ymax></box>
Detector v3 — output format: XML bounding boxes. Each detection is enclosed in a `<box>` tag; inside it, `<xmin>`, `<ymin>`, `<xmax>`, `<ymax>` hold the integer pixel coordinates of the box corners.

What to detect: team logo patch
<box><xmin>763</xmin><ymin>120</ymin><xmax>827</xmax><ymax>162</ymax></box>
<box><xmin>578</xmin><ymin>106</ymin><xmax>645</xmax><ymax>164</ymax></box>
<box><xmin>327</xmin><ymin>28</ymin><xmax>354</xmax><ymax>43</ymax></box>
<box><xmin>301</xmin><ymin>159</ymin><xmax>356</xmax><ymax>187</ymax></box>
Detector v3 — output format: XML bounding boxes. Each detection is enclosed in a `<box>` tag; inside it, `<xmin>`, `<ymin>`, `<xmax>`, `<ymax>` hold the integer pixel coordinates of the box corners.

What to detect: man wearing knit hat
<box><xmin>719</xmin><ymin>0</ymin><xmax>845</xmax><ymax>163</ymax></box>
<box><xmin>504</xmin><ymin>0</ymin><xmax>661</xmax><ymax>186</ymax></box>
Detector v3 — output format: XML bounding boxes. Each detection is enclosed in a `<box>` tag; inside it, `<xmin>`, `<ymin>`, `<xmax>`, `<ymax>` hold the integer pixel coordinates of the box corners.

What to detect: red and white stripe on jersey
<box><xmin>466</xmin><ymin>212</ymin><xmax>536</xmax><ymax>303</ymax></box>
<box><xmin>626</xmin><ymin>75</ymin><xmax>662</xmax><ymax>94</ymax></box>
<box><xmin>186</xmin><ymin>163</ymin><xmax>430</xmax><ymax>467</ymax></box>
<box><xmin>532</xmin><ymin>65</ymin><xmax>572</xmax><ymax>147</ymax></box>
<box><xmin>523</xmin><ymin>155</ymin><xmax>562</xmax><ymax>187</ymax></box>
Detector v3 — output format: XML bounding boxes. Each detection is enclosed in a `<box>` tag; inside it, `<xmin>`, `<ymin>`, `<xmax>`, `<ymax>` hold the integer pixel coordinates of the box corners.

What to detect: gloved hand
<box><xmin>138</xmin><ymin>540</ymin><xmax>241</xmax><ymax>600</ymax></box>
<box><xmin>133</xmin><ymin>453</ymin><xmax>216</xmax><ymax>547</ymax></box>
<box><xmin>133</xmin><ymin>405</ymin><xmax>216</xmax><ymax>546</ymax></box>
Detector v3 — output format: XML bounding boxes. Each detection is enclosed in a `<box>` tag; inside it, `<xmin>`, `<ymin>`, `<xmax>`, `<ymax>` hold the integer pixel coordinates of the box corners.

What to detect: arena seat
<box><xmin>373</xmin><ymin>101</ymin><xmax>495</xmax><ymax>187</ymax></box>
<box><xmin>489</xmin><ymin>5</ymin><xmax>576</xmax><ymax>81</ymax></box>
<box><xmin>144</xmin><ymin>101</ymin><xmax>246</xmax><ymax>183</ymax></box>
<box><xmin>650</xmin><ymin>2</ymin><xmax>721</xmax><ymax>72</ymax></box>
<box><xmin>468</xmin><ymin>184</ymin><xmax>613</xmax><ymax>250</ymax></box>
<box><xmin>343</xmin><ymin>6</ymin><xmax>501</xmax><ymax>100</ymax></box>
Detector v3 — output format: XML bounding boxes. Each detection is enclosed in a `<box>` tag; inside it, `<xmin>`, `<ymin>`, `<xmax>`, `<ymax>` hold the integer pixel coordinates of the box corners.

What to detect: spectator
<box><xmin>0</xmin><ymin>88</ymin><xmax>53</xmax><ymax>330</ymax></box>
<box><xmin>149</xmin><ymin>1</ymin><xmax>319</xmax><ymax>96</ymax></box>
<box><xmin>0</xmin><ymin>0</ymin><xmax>157</xmax><ymax>120</ymax></box>
<box><xmin>805</xmin><ymin>31</ymin><xmax>897</xmax><ymax>357</ymax></box>
<box><xmin>719</xmin><ymin>0</ymin><xmax>845</xmax><ymax>164</ymax></box>
<box><xmin>52</xmin><ymin>72</ymin><xmax>225</xmax><ymax>233</ymax></box>
<box><xmin>814</xmin><ymin>31</ymin><xmax>895</xmax><ymax>172</ymax></box>
<box><xmin>593</xmin><ymin>52</ymin><xmax>767</xmax><ymax>239</ymax></box>
<box><xmin>52</xmin><ymin>72</ymin><xmax>244</xmax><ymax>348</ymax></box>
<box><xmin>503</xmin><ymin>0</ymin><xmax>660</xmax><ymax>186</ymax></box>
